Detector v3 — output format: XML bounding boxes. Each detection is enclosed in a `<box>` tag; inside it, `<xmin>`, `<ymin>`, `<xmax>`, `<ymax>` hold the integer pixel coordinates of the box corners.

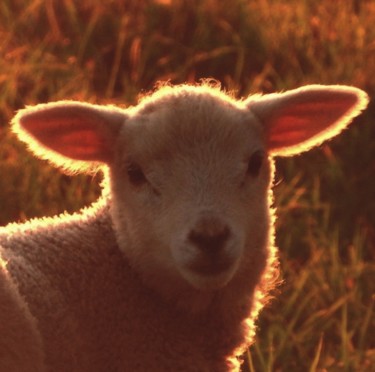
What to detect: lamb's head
<box><xmin>12</xmin><ymin>84</ymin><xmax>368</xmax><ymax>308</ymax></box>
<box><xmin>109</xmin><ymin>87</ymin><xmax>273</xmax><ymax>295</ymax></box>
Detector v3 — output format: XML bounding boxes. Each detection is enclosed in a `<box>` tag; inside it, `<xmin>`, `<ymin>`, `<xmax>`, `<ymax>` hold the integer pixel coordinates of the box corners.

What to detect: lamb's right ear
<box><xmin>12</xmin><ymin>101</ymin><xmax>126</xmax><ymax>173</ymax></box>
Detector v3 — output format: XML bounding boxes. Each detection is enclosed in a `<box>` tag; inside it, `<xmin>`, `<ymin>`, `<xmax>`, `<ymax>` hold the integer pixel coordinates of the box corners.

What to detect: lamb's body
<box><xmin>0</xmin><ymin>84</ymin><xmax>368</xmax><ymax>371</ymax></box>
<box><xmin>0</xmin><ymin>199</ymin><xmax>259</xmax><ymax>371</ymax></box>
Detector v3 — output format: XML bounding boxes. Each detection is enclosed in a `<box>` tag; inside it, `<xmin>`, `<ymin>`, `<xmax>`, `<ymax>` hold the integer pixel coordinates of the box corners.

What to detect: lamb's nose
<box><xmin>188</xmin><ymin>217</ymin><xmax>231</xmax><ymax>253</ymax></box>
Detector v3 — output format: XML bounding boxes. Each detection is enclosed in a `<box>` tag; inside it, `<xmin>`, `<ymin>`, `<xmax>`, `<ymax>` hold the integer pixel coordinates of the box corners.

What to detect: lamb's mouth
<box><xmin>186</xmin><ymin>256</ymin><xmax>234</xmax><ymax>276</ymax></box>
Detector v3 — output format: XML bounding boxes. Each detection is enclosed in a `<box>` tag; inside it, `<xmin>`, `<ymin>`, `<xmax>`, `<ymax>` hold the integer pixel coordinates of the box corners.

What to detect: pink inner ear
<box><xmin>51</xmin><ymin>128</ymin><xmax>108</xmax><ymax>161</ymax></box>
<box><xmin>20</xmin><ymin>108</ymin><xmax>112</xmax><ymax>162</ymax></box>
<box><xmin>268</xmin><ymin>96</ymin><xmax>358</xmax><ymax>150</ymax></box>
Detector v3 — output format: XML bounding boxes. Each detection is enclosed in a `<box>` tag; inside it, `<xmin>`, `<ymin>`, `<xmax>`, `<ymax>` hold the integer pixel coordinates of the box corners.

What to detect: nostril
<box><xmin>188</xmin><ymin>225</ymin><xmax>231</xmax><ymax>253</ymax></box>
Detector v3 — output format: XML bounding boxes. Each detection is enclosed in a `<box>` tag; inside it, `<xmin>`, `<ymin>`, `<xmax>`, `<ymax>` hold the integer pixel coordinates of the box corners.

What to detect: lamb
<box><xmin>0</xmin><ymin>83</ymin><xmax>368</xmax><ymax>371</ymax></box>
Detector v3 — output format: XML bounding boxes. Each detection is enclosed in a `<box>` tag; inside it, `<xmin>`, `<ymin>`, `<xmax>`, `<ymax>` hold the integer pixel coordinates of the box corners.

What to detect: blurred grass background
<box><xmin>0</xmin><ymin>0</ymin><xmax>374</xmax><ymax>370</ymax></box>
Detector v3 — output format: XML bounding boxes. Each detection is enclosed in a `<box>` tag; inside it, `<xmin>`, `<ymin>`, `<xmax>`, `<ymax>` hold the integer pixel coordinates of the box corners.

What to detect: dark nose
<box><xmin>188</xmin><ymin>217</ymin><xmax>231</xmax><ymax>253</ymax></box>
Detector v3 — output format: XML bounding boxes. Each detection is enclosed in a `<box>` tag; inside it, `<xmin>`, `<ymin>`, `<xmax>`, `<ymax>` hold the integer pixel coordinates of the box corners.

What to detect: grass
<box><xmin>0</xmin><ymin>0</ymin><xmax>374</xmax><ymax>370</ymax></box>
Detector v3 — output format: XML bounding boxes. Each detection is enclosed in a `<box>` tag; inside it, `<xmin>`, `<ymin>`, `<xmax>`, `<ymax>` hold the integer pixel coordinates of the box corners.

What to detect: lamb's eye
<box><xmin>248</xmin><ymin>150</ymin><xmax>264</xmax><ymax>177</ymax></box>
<box><xmin>127</xmin><ymin>163</ymin><xmax>147</xmax><ymax>186</ymax></box>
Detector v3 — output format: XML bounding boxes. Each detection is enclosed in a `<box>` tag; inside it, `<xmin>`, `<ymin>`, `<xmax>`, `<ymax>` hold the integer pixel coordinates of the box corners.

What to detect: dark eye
<box><xmin>127</xmin><ymin>163</ymin><xmax>147</xmax><ymax>186</ymax></box>
<box><xmin>248</xmin><ymin>150</ymin><xmax>264</xmax><ymax>177</ymax></box>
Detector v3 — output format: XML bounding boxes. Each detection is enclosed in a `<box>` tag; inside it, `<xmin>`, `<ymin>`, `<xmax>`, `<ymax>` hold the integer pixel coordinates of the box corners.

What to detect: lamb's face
<box><xmin>110</xmin><ymin>91</ymin><xmax>272</xmax><ymax>292</ymax></box>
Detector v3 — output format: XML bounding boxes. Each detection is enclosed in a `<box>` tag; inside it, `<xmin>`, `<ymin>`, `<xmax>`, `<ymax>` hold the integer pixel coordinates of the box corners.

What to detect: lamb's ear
<box><xmin>246</xmin><ymin>85</ymin><xmax>369</xmax><ymax>156</ymax></box>
<box><xmin>12</xmin><ymin>101</ymin><xmax>126</xmax><ymax>173</ymax></box>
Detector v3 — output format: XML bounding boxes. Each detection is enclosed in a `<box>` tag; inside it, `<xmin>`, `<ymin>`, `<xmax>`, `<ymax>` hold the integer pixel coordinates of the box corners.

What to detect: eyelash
<box><xmin>247</xmin><ymin>150</ymin><xmax>264</xmax><ymax>177</ymax></box>
<box><xmin>126</xmin><ymin>162</ymin><xmax>147</xmax><ymax>186</ymax></box>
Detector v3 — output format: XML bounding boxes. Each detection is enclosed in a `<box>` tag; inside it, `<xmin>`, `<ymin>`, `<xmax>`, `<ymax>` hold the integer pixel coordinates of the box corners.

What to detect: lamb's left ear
<box><xmin>246</xmin><ymin>85</ymin><xmax>369</xmax><ymax>156</ymax></box>
<box><xmin>12</xmin><ymin>101</ymin><xmax>126</xmax><ymax>173</ymax></box>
